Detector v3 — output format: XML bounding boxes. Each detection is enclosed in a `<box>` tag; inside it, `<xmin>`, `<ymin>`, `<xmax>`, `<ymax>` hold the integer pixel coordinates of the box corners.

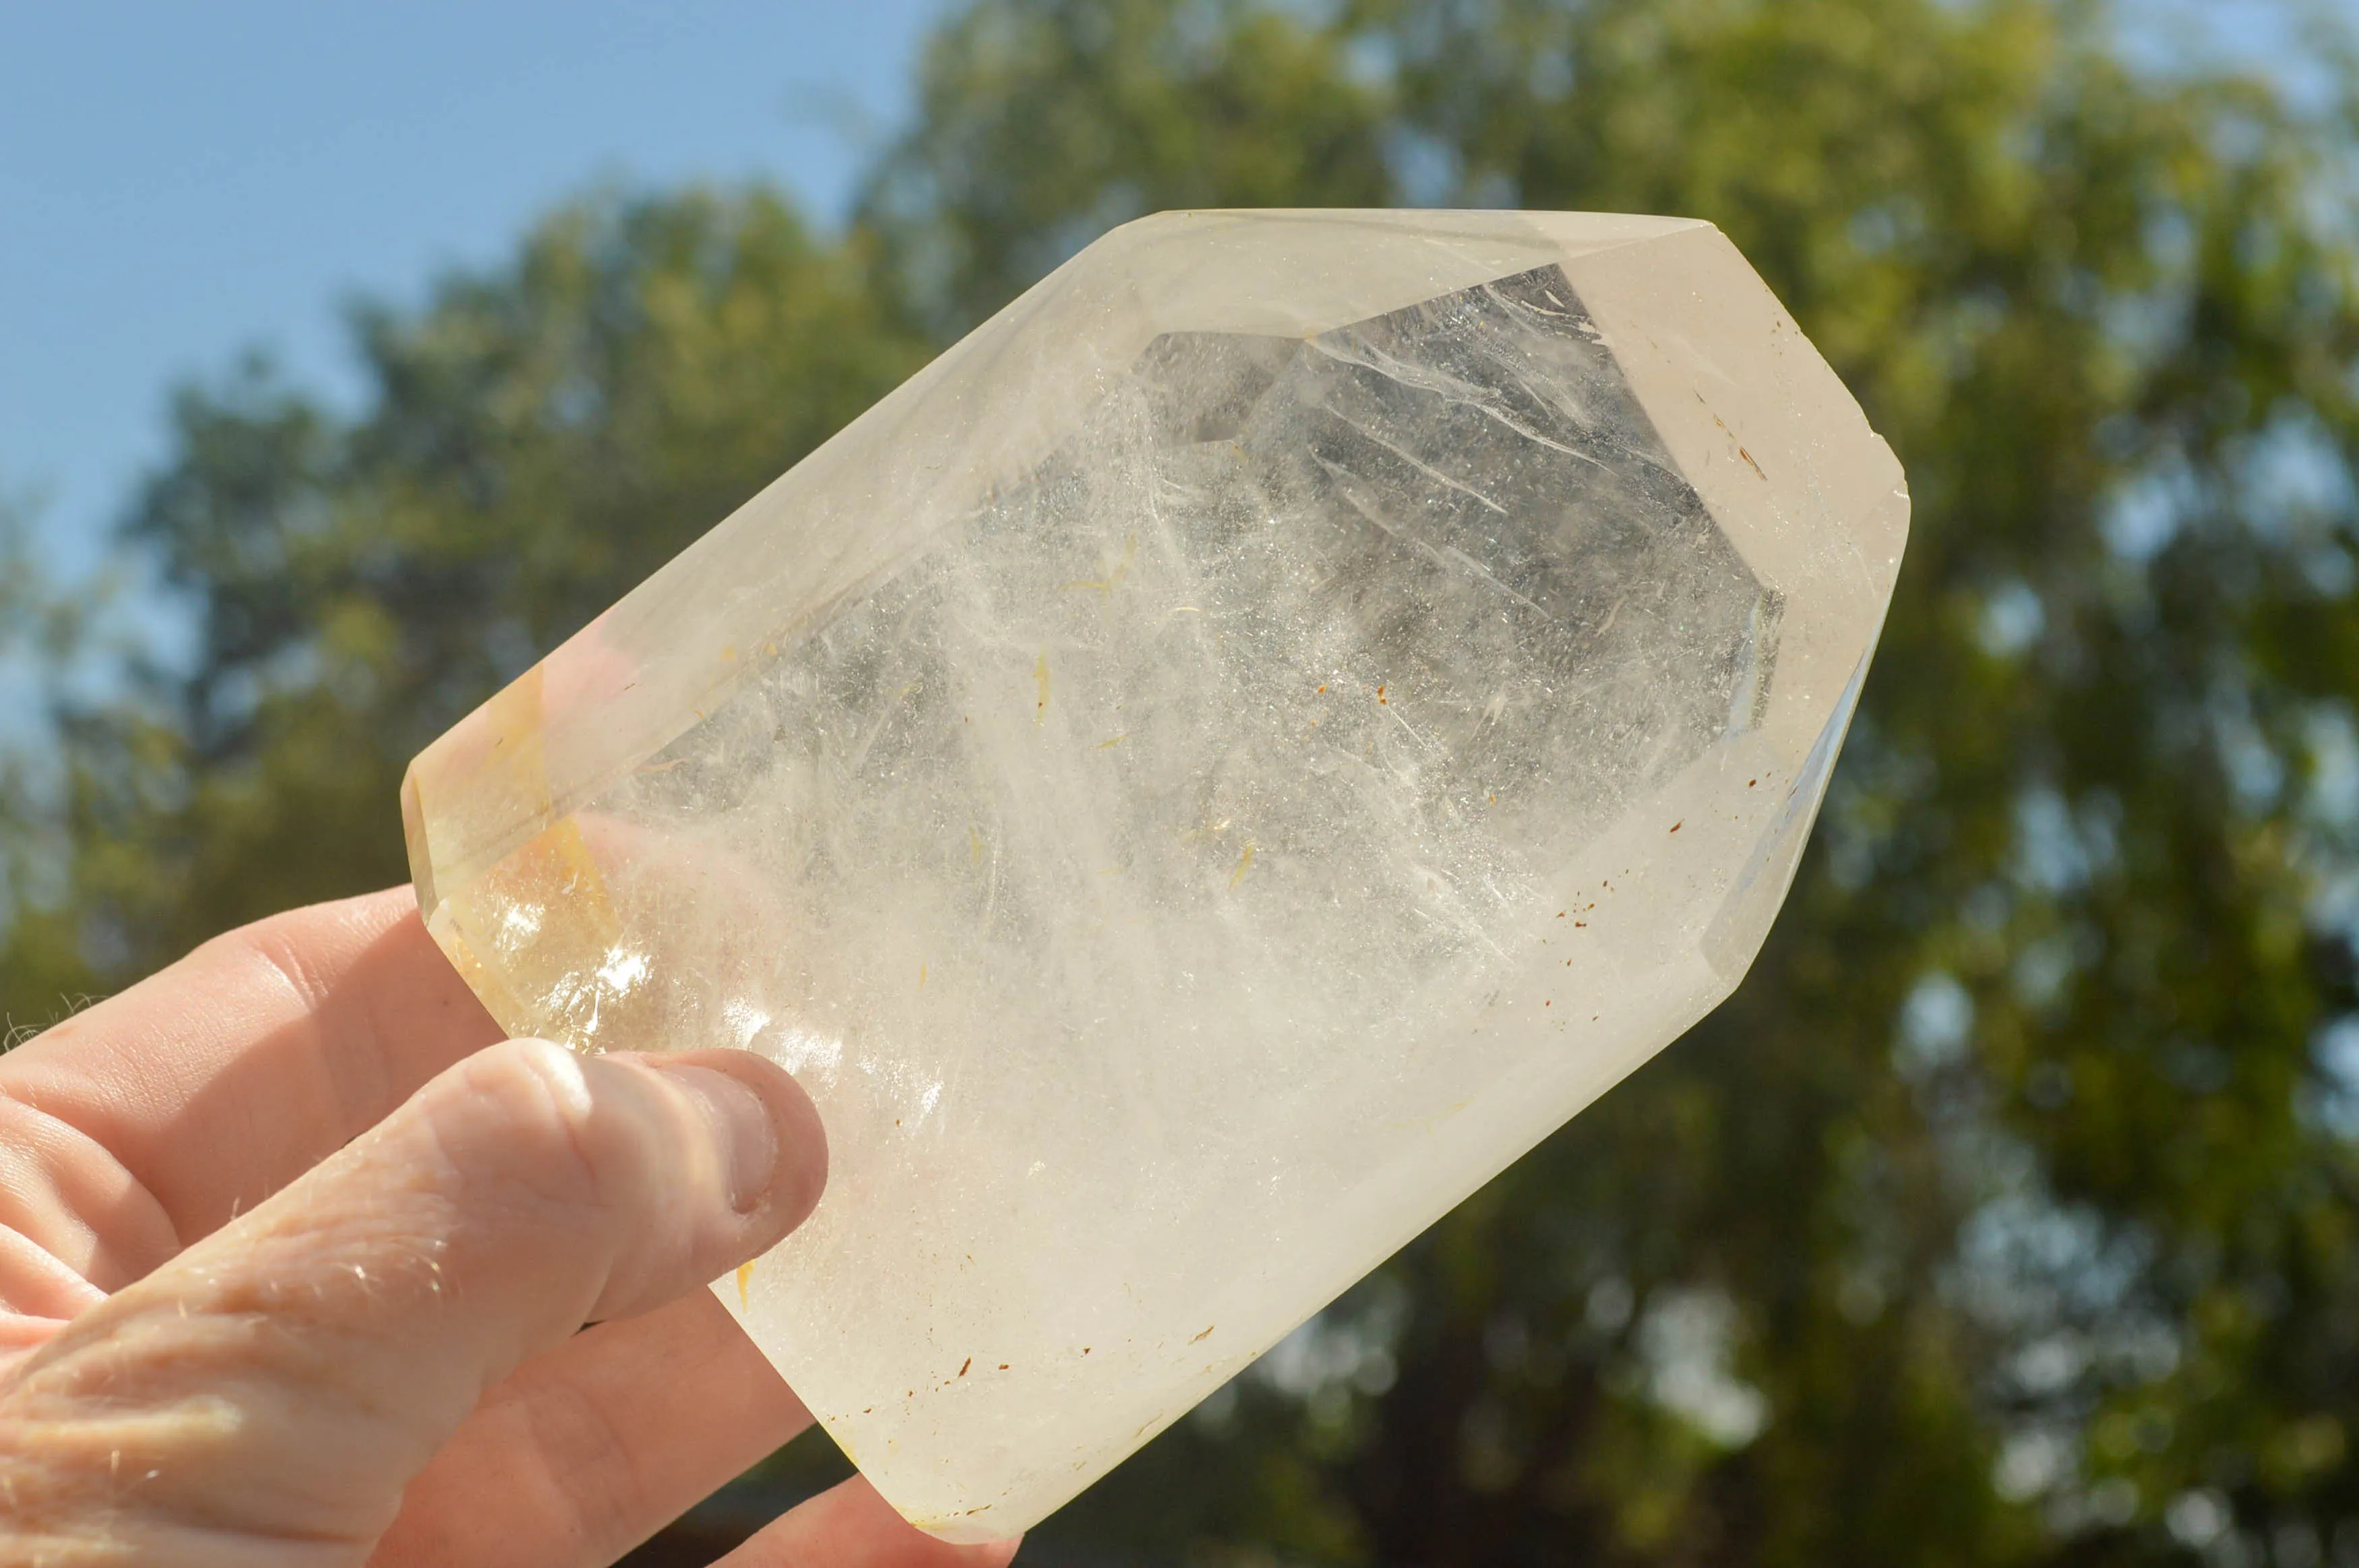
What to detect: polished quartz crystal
<box><xmin>401</xmin><ymin>210</ymin><xmax>1907</xmax><ymax>1540</ymax></box>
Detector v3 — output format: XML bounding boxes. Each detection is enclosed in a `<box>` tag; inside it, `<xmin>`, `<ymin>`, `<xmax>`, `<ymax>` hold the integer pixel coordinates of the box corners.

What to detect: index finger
<box><xmin>0</xmin><ymin>887</ymin><xmax>503</xmax><ymax>1265</ymax></box>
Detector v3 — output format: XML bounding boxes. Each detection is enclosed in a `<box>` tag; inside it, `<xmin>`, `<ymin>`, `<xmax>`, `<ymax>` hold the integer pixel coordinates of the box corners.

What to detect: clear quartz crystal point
<box><xmin>401</xmin><ymin>209</ymin><xmax>1906</xmax><ymax>1540</ymax></box>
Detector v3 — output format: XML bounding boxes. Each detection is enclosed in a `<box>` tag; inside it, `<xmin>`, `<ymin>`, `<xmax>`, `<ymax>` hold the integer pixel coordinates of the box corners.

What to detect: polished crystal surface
<box><xmin>401</xmin><ymin>210</ymin><xmax>1907</xmax><ymax>1540</ymax></box>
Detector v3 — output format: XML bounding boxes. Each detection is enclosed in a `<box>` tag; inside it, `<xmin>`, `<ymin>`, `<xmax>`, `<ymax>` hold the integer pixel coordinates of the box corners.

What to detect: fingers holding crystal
<box><xmin>370</xmin><ymin>1292</ymin><xmax>817</xmax><ymax>1568</ymax></box>
<box><xmin>0</xmin><ymin>887</ymin><xmax>503</xmax><ymax>1253</ymax></box>
<box><xmin>0</xmin><ymin>1039</ymin><xmax>824</xmax><ymax>1561</ymax></box>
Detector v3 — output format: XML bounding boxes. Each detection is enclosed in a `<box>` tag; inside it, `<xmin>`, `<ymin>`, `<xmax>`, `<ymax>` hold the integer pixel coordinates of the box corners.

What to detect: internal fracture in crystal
<box><xmin>402</xmin><ymin>209</ymin><xmax>1907</xmax><ymax>1541</ymax></box>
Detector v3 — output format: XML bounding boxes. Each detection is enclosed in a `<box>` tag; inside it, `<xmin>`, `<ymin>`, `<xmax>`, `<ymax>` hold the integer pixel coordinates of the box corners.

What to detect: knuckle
<box><xmin>209</xmin><ymin>917</ymin><xmax>332</xmax><ymax>1020</ymax></box>
<box><xmin>390</xmin><ymin>1043</ymin><xmax>740</xmax><ymax>1321</ymax></box>
<box><xmin>421</xmin><ymin>1040</ymin><xmax>620</xmax><ymax>1215</ymax></box>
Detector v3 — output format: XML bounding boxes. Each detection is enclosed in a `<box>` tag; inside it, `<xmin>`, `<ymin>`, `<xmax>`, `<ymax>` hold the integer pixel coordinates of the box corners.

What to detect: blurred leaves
<box><xmin>15</xmin><ymin>189</ymin><xmax>927</xmax><ymax>981</ymax></box>
<box><xmin>9</xmin><ymin>1</ymin><xmax>2359</xmax><ymax>1564</ymax></box>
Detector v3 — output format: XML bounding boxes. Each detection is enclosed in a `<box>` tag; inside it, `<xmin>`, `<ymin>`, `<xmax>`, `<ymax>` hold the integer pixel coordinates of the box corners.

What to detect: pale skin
<box><xmin>0</xmin><ymin>887</ymin><xmax>1022</xmax><ymax>1567</ymax></box>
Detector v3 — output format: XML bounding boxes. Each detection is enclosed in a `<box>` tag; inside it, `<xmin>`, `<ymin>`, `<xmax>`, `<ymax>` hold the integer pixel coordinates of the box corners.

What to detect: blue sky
<box><xmin>1</xmin><ymin>1</ymin><xmax>948</xmax><ymax>574</ymax></box>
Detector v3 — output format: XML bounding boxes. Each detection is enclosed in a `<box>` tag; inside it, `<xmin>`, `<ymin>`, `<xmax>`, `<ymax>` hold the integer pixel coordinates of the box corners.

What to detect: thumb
<box><xmin>0</xmin><ymin>1039</ymin><xmax>825</xmax><ymax>1566</ymax></box>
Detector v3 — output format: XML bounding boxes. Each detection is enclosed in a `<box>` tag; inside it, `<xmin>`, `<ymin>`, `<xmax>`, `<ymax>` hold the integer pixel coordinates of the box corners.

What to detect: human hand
<box><xmin>0</xmin><ymin>887</ymin><xmax>1020</xmax><ymax>1567</ymax></box>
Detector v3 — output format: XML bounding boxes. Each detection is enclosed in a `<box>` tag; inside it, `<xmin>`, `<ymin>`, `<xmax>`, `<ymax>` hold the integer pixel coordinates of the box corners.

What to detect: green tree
<box><xmin>7</xmin><ymin>2</ymin><xmax>2359</xmax><ymax>1565</ymax></box>
<box><xmin>861</xmin><ymin>2</ymin><xmax>2359</xmax><ymax>1564</ymax></box>
<box><xmin>5</xmin><ymin>189</ymin><xmax>923</xmax><ymax>1000</ymax></box>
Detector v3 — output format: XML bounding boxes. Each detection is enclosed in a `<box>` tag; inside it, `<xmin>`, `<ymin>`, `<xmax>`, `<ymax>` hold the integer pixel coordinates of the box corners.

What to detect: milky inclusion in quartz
<box><xmin>401</xmin><ymin>210</ymin><xmax>1907</xmax><ymax>1540</ymax></box>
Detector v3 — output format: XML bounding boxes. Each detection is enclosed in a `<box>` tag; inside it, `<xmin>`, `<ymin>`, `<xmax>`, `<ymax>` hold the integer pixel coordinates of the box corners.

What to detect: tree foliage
<box><xmin>4</xmin><ymin>191</ymin><xmax>923</xmax><ymax>1007</ymax></box>
<box><xmin>9</xmin><ymin>2</ymin><xmax>2359</xmax><ymax>1565</ymax></box>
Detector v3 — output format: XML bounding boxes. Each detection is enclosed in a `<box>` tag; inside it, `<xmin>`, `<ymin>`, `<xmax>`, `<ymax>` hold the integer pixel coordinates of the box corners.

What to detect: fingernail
<box><xmin>661</xmin><ymin>1064</ymin><xmax>778</xmax><ymax>1213</ymax></box>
